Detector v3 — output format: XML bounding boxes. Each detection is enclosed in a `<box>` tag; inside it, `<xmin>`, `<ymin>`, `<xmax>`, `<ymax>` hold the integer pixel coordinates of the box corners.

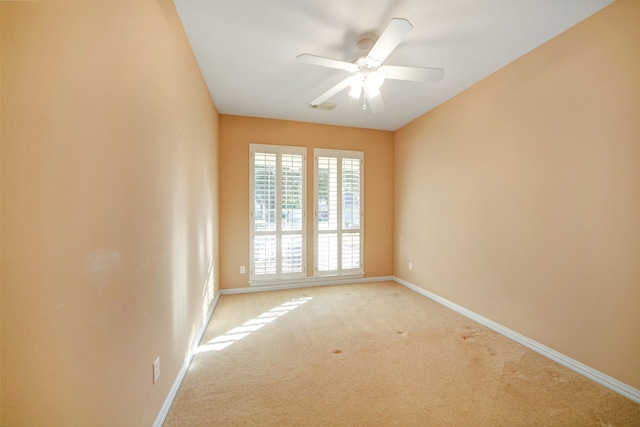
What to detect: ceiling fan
<box><xmin>297</xmin><ymin>18</ymin><xmax>444</xmax><ymax>113</ymax></box>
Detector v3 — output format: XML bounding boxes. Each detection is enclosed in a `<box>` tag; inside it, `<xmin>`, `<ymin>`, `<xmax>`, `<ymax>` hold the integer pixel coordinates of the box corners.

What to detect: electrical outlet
<box><xmin>240</xmin><ymin>265</ymin><xmax>245</xmax><ymax>274</ymax></box>
<box><xmin>409</xmin><ymin>262</ymin><xmax>413</xmax><ymax>271</ymax></box>
<box><xmin>153</xmin><ymin>357</ymin><xmax>160</xmax><ymax>384</ymax></box>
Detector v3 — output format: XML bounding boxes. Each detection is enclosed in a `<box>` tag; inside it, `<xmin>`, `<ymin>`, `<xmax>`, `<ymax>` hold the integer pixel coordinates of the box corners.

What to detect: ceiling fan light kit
<box><xmin>297</xmin><ymin>18</ymin><xmax>444</xmax><ymax>114</ymax></box>
<box><xmin>348</xmin><ymin>67</ymin><xmax>384</xmax><ymax>100</ymax></box>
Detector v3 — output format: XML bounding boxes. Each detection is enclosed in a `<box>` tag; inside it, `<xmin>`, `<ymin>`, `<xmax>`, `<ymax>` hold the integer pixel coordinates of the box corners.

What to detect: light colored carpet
<box><xmin>164</xmin><ymin>281</ymin><xmax>640</xmax><ymax>426</ymax></box>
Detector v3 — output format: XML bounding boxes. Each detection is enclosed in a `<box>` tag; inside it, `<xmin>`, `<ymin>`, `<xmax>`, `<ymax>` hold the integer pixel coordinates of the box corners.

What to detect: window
<box><xmin>250</xmin><ymin>144</ymin><xmax>306</xmax><ymax>282</ymax></box>
<box><xmin>314</xmin><ymin>149</ymin><xmax>363</xmax><ymax>276</ymax></box>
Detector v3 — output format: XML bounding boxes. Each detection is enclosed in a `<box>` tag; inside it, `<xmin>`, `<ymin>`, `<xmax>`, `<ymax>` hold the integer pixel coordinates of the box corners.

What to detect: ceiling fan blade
<box><xmin>310</xmin><ymin>76</ymin><xmax>352</xmax><ymax>106</ymax></box>
<box><xmin>365</xmin><ymin>88</ymin><xmax>385</xmax><ymax>114</ymax></box>
<box><xmin>367</xmin><ymin>18</ymin><xmax>413</xmax><ymax>64</ymax></box>
<box><xmin>297</xmin><ymin>54</ymin><xmax>357</xmax><ymax>72</ymax></box>
<box><xmin>379</xmin><ymin>65</ymin><xmax>444</xmax><ymax>82</ymax></box>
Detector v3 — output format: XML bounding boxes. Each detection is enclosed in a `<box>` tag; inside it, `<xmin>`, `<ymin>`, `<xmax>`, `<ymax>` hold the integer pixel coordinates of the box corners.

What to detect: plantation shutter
<box><xmin>250</xmin><ymin>144</ymin><xmax>306</xmax><ymax>282</ymax></box>
<box><xmin>314</xmin><ymin>149</ymin><xmax>363</xmax><ymax>276</ymax></box>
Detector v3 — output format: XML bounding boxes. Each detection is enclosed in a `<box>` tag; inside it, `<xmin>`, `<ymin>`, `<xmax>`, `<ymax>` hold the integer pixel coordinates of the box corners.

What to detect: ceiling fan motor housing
<box><xmin>350</xmin><ymin>38</ymin><xmax>376</xmax><ymax>63</ymax></box>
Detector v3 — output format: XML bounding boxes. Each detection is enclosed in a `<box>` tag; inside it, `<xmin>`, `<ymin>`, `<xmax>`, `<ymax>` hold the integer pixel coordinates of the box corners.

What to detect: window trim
<box><xmin>249</xmin><ymin>144</ymin><xmax>307</xmax><ymax>284</ymax></box>
<box><xmin>313</xmin><ymin>148</ymin><xmax>364</xmax><ymax>277</ymax></box>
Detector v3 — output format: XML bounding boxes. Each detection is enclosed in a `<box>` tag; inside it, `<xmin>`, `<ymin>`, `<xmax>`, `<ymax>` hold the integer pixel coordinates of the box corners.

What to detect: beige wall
<box><xmin>395</xmin><ymin>0</ymin><xmax>639</xmax><ymax>389</ymax></box>
<box><xmin>219</xmin><ymin>115</ymin><xmax>394</xmax><ymax>289</ymax></box>
<box><xmin>0</xmin><ymin>2</ymin><xmax>219</xmax><ymax>425</ymax></box>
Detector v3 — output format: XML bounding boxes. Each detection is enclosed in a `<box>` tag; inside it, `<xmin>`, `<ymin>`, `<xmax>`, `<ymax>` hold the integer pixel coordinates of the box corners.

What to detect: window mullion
<box><xmin>276</xmin><ymin>150</ymin><xmax>282</xmax><ymax>278</ymax></box>
<box><xmin>337</xmin><ymin>156</ymin><xmax>343</xmax><ymax>275</ymax></box>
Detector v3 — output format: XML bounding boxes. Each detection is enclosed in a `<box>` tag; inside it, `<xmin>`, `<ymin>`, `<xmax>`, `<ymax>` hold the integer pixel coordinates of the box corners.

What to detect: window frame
<box><xmin>249</xmin><ymin>144</ymin><xmax>307</xmax><ymax>284</ymax></box>
<box><xmin>313</xmin><ymin>148</ymin><xmax>364</xmax><ymax>277</ymax></box>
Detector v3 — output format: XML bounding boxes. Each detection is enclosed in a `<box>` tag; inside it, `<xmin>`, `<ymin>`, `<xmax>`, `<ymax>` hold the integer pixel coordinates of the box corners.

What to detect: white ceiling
<box><xmin>174</xmin><ymin>0</ymin><xmax>612</xmax><ymax>131</ymax></box>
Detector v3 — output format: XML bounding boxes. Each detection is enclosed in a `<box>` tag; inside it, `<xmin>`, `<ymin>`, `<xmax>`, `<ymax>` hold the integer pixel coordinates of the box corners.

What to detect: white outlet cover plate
<box><xmin>153</xmin><ymin>357</ymin><xmax>160</xmax><ymax>383</ymax></box>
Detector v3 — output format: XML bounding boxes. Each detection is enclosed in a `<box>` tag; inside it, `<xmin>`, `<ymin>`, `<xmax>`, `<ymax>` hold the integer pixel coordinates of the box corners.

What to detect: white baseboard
<box><xmin>152</xmin><ymin>292</ymin><xmax>221</xmax><ymax>427</ymax></box>
<box><xmin>221</xmin><ymin>275</ymin><xmax>396</xmax><ymax>295</ymax></box>
<box><xmin>394</xmin><ymin>276</ymin><xmax>640</xmax><ymax>404</ymax></box>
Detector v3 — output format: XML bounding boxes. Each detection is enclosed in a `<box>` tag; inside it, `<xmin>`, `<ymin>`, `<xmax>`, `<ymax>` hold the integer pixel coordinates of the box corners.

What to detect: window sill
<box><xmin>249</xmin><ymin>273</ymin><xmax>365</xmax><ymax>288</ymax></box>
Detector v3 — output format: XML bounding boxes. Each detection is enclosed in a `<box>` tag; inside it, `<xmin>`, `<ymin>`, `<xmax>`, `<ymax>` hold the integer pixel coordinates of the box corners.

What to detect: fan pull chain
<box><xmin>363</xmin><ymin>96</ymin><xmax>367</xmax><ymax>111</ymax></box>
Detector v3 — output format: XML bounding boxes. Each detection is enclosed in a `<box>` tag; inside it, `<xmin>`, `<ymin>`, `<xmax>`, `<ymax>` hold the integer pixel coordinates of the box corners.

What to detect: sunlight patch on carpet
<box><xmin>196</xmin><ymin>296</ymin><xmax>313</xmax><ymax>353</ymax></box>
